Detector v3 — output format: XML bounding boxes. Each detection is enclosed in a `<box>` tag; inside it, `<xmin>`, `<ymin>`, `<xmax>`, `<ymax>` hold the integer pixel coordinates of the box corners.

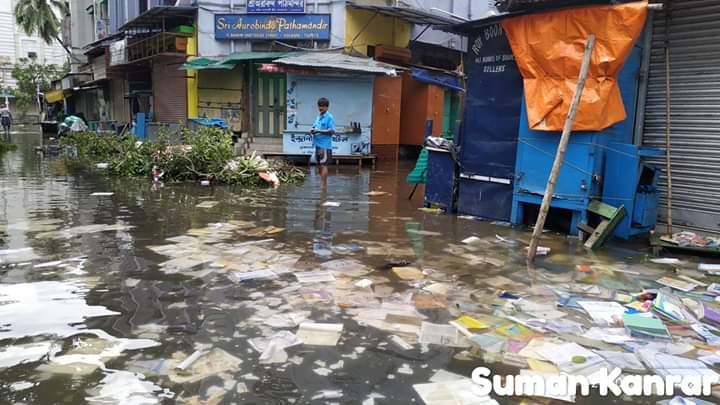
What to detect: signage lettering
<box><xmin>248</xmin><ymin>0</ymin><xmax>305</xmax><ymax>14</ymax></box>
<box><xmin>215</xmin><ymin>14</ymin><xmax>330</xmax><ymax>40</ymax></box>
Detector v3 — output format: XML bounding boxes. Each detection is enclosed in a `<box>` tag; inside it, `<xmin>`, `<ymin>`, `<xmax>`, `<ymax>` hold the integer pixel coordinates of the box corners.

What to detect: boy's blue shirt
<box><xmin>312</xmin><ymin>111</ymin><xmax>336</xmax><ymax>149</ymax></box>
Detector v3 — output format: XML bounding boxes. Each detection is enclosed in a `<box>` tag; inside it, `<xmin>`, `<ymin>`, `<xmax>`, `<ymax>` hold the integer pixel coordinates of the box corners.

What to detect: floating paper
<box><xmin>578</xmin><ymin>300</ymin><xmax>626</xmax><ymax>325</ymax></box>
<box><xmin>294</xmin><ymin>271</ymin><xmax>336</xmax><ymax>283</ymax></box>
<box><xmin>419</xmin><ymin>322</ymin><xmax>470</xmax><ymax>348</ymax></box>
<box><xmin>392</xmin><ymin>267</ymin><xmax>424</xmax><ymax>280</ymax></box>
<box><xmin>296</xmin><ymin>322</ymin><xmax>343</xmax><ymax>346</ymax></box>
<box><xmin>656</xmin><ymin>276</ymin><xmax>697</xmax><ymax>292</ymax></box>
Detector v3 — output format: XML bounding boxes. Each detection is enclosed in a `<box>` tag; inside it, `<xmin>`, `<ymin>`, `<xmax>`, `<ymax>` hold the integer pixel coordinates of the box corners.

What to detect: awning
<box><xmin>83</xmin><ymin>32</ymin><xmax>124</xmax><ymax>55</ymax></box>
<box><xmin>274</xmin><ymin>52</ymin><xmax>400</xmax><ymax>75</ymax></box>
<box><xmin>45</xmin><ymin>90</ymin><xmax>66</xmax><ymax>103</ymax></box>
<box><xmin>179</xmin><ymin>52</ymin><xmax>303</xmax><ymax>70</ymax></box>
<box><xmin>119</xmin><ymin>6</ymin><xmax>196</xmax><ymax>32</ymax></box>
<box><xmin>219</xmin><ymin>51</ymin><xmax>302</xmax><ymax>65</ymax></box>
<box><xmin>179</xmin><ymin>57</ymin><xmax>235</xmax><ymax>70</ymax></box>
<box><xmin>346</xmin><ymin>2</ymin><xmax>461</xmax><ymax>26</ymax></box>
<box><xmin>411</xmin><ymin>67</ymin><xmax>463</xmax><ymax>92</ymax></box>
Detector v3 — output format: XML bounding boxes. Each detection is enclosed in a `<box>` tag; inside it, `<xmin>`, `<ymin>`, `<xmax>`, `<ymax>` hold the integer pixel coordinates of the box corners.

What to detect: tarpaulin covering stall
<box><xmin>501</xmin><ymin>1</ymin><xmax>647</xmax><ymax>131</ymax></box>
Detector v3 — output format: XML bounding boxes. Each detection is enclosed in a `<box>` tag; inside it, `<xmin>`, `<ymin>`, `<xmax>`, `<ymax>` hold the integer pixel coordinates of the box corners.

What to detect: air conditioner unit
<box><xmin>374</xmin><ymin>45</ymin><xmax>411</xmax><ymax>65</ymax></box>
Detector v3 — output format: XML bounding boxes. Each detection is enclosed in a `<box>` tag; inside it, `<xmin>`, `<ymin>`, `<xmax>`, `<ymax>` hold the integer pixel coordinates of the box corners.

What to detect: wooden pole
<box><xmin>527</xmin><ymin>34</ymin><xmax>596</xmax><ymax>261</ymax></box>
<box><xmin>665</xmin><ymin>46</ymin><xmax>674</xmax><ymax>235</ymax></box>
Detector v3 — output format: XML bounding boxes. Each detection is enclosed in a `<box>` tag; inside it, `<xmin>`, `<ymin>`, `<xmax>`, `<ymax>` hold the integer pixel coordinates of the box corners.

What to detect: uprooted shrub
<box><xmin>60</xmin><ymin>127</ymin><xmax>305</xmax><ymax>186</ymax></box>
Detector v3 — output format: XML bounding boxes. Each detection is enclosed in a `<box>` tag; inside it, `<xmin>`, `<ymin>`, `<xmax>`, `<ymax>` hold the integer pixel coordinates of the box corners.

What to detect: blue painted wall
<box><xmin>284</xmin><ymin>74</ymin><xmax>373</xmax><ymax>156</ymax></box>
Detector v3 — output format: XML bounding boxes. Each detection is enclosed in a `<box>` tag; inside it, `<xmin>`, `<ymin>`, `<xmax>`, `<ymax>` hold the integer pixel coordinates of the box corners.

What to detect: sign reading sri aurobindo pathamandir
<box><xmin>214</xmin><ymin>14</ymin><xmax>330</xmax><ymax>40</ymax></box>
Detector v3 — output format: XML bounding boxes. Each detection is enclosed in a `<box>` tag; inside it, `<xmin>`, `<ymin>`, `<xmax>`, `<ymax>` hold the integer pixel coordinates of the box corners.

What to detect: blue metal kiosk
<box><xmin>455</xmin><ymin>23</ymin><xmax>524</xmax><ymax>221</ymax></box>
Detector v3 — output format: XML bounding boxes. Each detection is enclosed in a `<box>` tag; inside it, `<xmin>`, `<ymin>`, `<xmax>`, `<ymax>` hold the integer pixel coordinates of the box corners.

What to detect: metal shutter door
<box><xmin>642</xmin><ymin>0</ymin><xmax>720</xmax><ymax>232</ymax></box>
<box><xmin>152</xmin><ymin>56</ymin><xmax>187</xmax><ymax>124</ymax></box>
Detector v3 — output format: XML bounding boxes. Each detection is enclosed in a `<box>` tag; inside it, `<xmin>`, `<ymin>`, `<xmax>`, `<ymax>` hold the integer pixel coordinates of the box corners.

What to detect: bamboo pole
<box><xmin>527</xmin><ymin>35</ymin><xmax>596</xmax><ymax>261</ymax></box>
<box><xmin>665</xmin><ymin>46</ymin><xmax>673</xmax><ymax>235</ymax></box>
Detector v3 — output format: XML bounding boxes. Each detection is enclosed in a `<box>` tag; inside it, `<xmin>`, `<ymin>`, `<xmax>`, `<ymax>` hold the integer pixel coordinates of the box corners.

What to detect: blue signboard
<box><xmin>248</xmin><ymin>0</ymin><xmax>305</xmax><ymax>14</ymax></box>
<box><xmin>215</xmin><ymin>14</ymin><xmax>330</xmax><ymax>40</ymax></box>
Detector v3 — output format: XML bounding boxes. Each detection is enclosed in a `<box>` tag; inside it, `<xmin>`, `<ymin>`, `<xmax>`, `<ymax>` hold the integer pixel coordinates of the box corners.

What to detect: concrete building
<box><xmin>63</xmin><ymin>0</ymin><xmax>476</xmax><ymax>161</ymax></box>
<box><xmin>0</xmin><ymin>0</ymin><xmax>67</xmax><ymax>91</ymax></box>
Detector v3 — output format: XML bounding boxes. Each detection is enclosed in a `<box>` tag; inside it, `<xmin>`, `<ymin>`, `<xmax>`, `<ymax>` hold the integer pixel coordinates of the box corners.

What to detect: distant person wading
<box><xmin>0</xmin><ymin>104</ymin><xmax>12</xmax><ymax>142</ymax></box>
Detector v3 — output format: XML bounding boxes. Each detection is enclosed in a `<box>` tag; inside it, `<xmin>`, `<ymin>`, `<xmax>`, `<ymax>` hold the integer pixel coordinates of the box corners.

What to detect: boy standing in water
<box><xmin>310</xmin><ymin>97</ymin><xmax>336</xmax><ymax>166</ymax></box>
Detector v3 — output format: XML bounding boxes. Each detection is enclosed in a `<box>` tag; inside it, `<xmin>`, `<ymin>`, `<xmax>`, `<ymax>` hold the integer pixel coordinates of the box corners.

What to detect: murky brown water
<box><xmin>0</xmin><ymin>132</ymin><xmax>717</xmax><ymax>404</ymax></box>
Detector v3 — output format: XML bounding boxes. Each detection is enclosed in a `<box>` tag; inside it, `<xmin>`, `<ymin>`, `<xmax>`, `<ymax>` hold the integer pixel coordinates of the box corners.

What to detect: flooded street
<box><xmin>0</xmin><ymin>132</ymin><xmax>718</xmax><ymax>404</ymax></box>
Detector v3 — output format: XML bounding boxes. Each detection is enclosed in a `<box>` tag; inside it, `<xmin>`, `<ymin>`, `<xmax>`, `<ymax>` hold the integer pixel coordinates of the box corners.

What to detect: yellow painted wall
<box><xmin>197</xmin><ymin>66</ymin><xmax>245</xmax><ymax>132</ymax></box>
<box><xmin>344</xmin><ymin>8</ymin><xmax>411</xmax><ymax>56</ymax></box>
<box><xmin>186</xmin><ymin>31</ymin><xmax>199</xmax><ymax>118</ymax></box>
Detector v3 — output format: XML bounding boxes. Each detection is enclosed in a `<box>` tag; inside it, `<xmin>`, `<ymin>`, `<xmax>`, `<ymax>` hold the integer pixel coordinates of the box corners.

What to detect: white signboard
<box><xmin>283</xmin><ymin>132</ymin><xmax>370</xmax><ymax>157</ymax></box>
<box><xmin>109</xmin><ymin>39</ymin><xmax>127</xmax><ymax>66</ymax></box>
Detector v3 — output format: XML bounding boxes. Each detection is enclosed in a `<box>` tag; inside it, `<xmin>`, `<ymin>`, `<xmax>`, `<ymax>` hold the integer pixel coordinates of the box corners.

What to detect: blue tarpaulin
<box><xmin>189</xmin><ymin>118</ymin><xmax>229</xmax><ymax>129</ymax></box>
<box><xmin>410</xmin><ymin>68</ymin><xmax>464</xmax><ymax>92</ymax></box>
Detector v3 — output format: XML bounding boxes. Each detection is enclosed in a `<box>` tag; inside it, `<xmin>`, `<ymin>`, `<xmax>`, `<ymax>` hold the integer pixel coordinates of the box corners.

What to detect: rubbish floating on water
<box><xmin>665</xmin><ymin>231</ymin><xmax>720</xmax><ymax>248</ymax></box>
<box><xmin>229</xmin><ymin>270</ymin><xmax>278</xmax><ymax>282</ymax></box>
<box><xmin>168</xmin><ymin>348</ymin><xmax>243</xmax><ymax>384</ymax></box>
<box><xmin>296</xmin><ymin>322</ymin><xmax>343</xmax><ymax>346</ymax></box>
<box><xmin>195</xmin><ymin>201</ymin><xmax>219</xmax><ymax>208</ymax></box>
<box><xmin>249</xmin><ymin>331</ymin><xmax>302</xmax><ymax>354</ymax></box>
<box><xmin>95</xmin><ymin>163</ymin><xmax>109</xmax><ymax>169</ymax></box>
<box><xmin>364</xmin><ymin>191</ymin><xmax>388</xmax><ymax>196</ymax></box>
<box><xmin>354</xmin><ymin>278</ymin><xmax>373</xmax><ymax>288</ymax></box>
<box><xmin>406</xmin><ymin>228</ymin><xmax>443</xmax><ymax>237</ymax></box>
<box><xmin>419</xmin><ymin>322</ymin><xmax>470</xmax><ymax>348</ymax></box>
<box><xmin>699</xmin><ymin>263</ymin><xmax>720</xmax><ymax>272</ymax></box>
<box><xmin>461</xmin><ymin>236</ymin><xmax>482</xmax><ymax>245</ymax></box>
<box><xmin>200</xmin><ymin>180</ymin><xmax>210</xmax><ymax>186</ymax></box>
<box><xmin>656</xmin><ymin>276</ymin><xmax>697</xmax><ymax>292</ymax></box>
<box><xmin>577</xmin><ymin>300</ymin><xmax>626</xmax><ymax>326</ymax></box>
<box><xmin>392</xmin><ymin>266</ymin><xmax>424</xmax><ymax>281</ymax></box>
<box><xmin>388</xmin><ymin>335</ymin><xmax>413</xmax><ymax>350</ymax></box>
<box><xmin>322</xmin><ymin>201</ymin><xmax>341</xmax><ymax>207</ymax></box>
<box><xmin>413</xmin><ymin>377</ymin><xmax>498</xmax><ymax>405</ymax></box>
<box><xmin>524</xmin><ymin>246</ymin><xmax>551</xmax><ymax>256</ymax></box>
<box><xmin>294</xmin><ymin>270</ymin><xmax>336</xmax><ymax>283</ymax></box>
<box><xmin>85</xmin><ymin>370</ymin><xmax>174</xmax><ymax>404</ymax></box>
<box><xmin>417</xmin><ymin>207</ymin><xmax>443</xmax><ymax>214</ymax></box>
<box><xmin>311</xmin><ymin>390</ymin><xmax>343</xmax><ymax>400</ymax></box>
<box><xmin>10</xmin><ymin>381</ymin><xmax>34</xmax><ymax>392</ymax></box>
<box><xmin>651</xmin><ymin>257</ymin><xmax>683</xmax><ymax>265</ymax></box>
<box><xmin>258</xmin><ymin>171</ymin><xmax>280</xmax><ymax>187</ymax></box>
<box><xmin>90</xmin><ymin>192</ymin><xmax>114</xmax><ymax>196</ymax></box>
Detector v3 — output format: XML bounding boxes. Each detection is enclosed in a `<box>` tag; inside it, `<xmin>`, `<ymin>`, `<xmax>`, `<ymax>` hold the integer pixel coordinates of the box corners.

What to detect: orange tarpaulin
<box><xmin>502</xmin><ymin>2</ymin><xmax>647</xmax><ymax>132</ymax></box>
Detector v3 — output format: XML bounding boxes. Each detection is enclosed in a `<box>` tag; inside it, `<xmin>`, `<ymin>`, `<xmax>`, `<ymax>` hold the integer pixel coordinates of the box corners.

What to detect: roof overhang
<box><xmin>346</xmin><ymin>2</ymin><xmax>461</xmax><ymax>27</ymax></box>
<box><xmin>274</xmin><ymin>52</ymin><xmax>401</xmax><ymax>76</ymax></box>
<box><xmin>83</xmin><ymin>32</ymin><xmax>124</xmax><ymax>55</ymax></box>
<box><xmin>119</xmin><ymin>6</ymin><xmax>196</xmax><ymax>32</ymax></box>
<box><xmin>445</xmin><ymin>0</ymin><xmax>640</xmax><ymax>34</ymax></box>
<box><xmin>179</xmin><ymin>52</ymin><xmax>303</xmax><ymax>70</ymax></box>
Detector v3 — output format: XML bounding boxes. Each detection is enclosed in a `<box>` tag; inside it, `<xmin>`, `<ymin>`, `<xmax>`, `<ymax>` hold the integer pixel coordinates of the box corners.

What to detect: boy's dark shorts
<box><xmin>315</xmin><ymin>147</ymin><xmax>332</xmax><ymax>165</ymax></box>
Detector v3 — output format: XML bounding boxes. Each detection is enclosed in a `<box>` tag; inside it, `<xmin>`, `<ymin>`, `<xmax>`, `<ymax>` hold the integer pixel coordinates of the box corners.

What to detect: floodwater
<box><xmin>0</xmin><ymin>132</ymin><xmax>716</xmax><ymax>404</ymax></box>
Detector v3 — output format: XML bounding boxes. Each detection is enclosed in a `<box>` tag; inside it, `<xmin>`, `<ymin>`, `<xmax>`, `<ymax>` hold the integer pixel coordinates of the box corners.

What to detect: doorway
<box><xmin>253</xmin><ymin>72</ymin><xmax>286</xmax><ymax>137</ymax></box>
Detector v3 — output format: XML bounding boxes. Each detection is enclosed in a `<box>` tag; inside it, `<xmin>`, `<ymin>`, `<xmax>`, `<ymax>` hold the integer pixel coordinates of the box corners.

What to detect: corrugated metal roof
<box><xmin>273</xmin><ymin>52</ymin><xmax>399</xmax><ymax>75</ymax></box>
<box><xmin>346</xmin><ymin>2</ymin><xmax>460</xmax><ymax>26</ymax></box>
<box><xmin>445</xmin><ymin>0</ymin><xmax>634</xmax><ymax>34</ymax></box>
<box><xmin>119</xmin><ymin>6</ymin><xmax>196</xmax><ymax>32</ymax></box>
